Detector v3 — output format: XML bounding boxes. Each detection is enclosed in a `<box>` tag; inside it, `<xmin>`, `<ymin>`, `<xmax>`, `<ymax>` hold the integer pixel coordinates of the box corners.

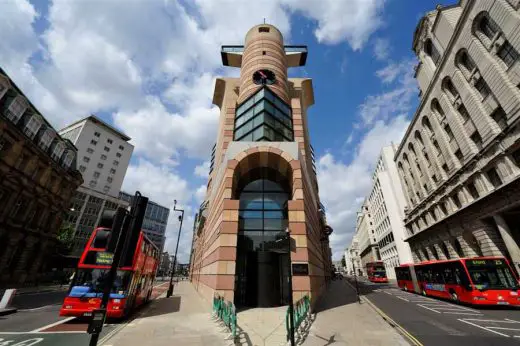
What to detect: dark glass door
<box><xmin>234</xmin><ymin>171</ymin><xmax>290</xmax><ymax>308</ymax></box>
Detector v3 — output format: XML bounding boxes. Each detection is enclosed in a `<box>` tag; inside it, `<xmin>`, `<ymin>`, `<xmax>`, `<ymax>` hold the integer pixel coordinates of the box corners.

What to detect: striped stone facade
<box><xmin>395</xmin><ymin>0</ymin><xmax>520</xmax><ymax>273</ymax></box>
<box><xmin>190</xmin><ymin>24</ymin><xmax>333</xmax><ymax>308</ymax></box>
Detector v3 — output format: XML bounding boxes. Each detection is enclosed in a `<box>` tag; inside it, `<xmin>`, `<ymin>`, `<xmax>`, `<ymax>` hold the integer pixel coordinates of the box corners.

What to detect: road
<box><xmin>345</xmin><ymin>275</ymin><xmax>520</xmax><ymax>346</ymax></box>
<box><xmin>0</xmin><ymin>281</ymin><xmax>170</xmax><ymax>346</ymax></box>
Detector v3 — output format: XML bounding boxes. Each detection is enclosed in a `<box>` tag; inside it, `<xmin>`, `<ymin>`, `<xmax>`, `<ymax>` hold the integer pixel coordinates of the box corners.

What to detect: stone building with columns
<box><xmin>0</xmin><ymin>67</ymin><xmax>83</xmax><ymax>286</ymax></box>
<box><xmin>395</xmin><ymin>0</ymin><xmax>520</xmax><ymax>274</ymax></box>
<box><xmin>189</xmin><ymin>24</ymin><xmax>333</xmax><ymax>308</ymax></box>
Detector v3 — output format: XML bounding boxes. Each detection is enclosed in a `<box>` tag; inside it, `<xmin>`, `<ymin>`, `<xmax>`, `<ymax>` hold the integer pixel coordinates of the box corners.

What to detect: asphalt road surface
<box><xmin>345</xmin><ymin>275</ymin><xmax>520</xmax><ymax>346</ymax></box>
<box><xmin>0</xmin><ymin>281</ymin><xmax>170</xmax><ymax>346</ymax></box>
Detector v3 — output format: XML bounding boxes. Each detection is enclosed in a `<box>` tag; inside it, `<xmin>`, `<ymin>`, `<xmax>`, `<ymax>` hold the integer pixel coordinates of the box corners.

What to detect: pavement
<box><xmin>344</xmin><ymin>275</ymin><xmax>520</xmax><ymax>346</ymax></box>
<box><xmin>235</xmin><ymin>306</ymin><xmax>288</xmax><ymax>345</ymax></box>
<box><xmin>102</xmin><ymin>280</ymin><xmax>229</xmax><ymax>346</ymax></box>
<box><xmin>103</xmin><ymin>278</ymin><xmax>410</xmax><ymax>346</ymax></box>
<box><xmin>302</xmin><ymin>278</ymin><xmax>409</xmax><ymax>346</ymax></box>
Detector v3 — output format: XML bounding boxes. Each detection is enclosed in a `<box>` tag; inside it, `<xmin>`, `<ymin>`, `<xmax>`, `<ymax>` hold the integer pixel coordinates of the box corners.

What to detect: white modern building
<box><xmin>59</xmin><ymin>115</ymin><xmax>134</xmax><ymax>257</ymax></box>
<box><xmin>59</xmin><ymin>115</ymin><xmax>133</xmax><ymax>197</ymax></box>
<box><xmin>356</xmin><ymin>200</ymin><xmax>380</xmax><ymax>274</ymax></box>
<box><xmin>394</xmin><ymin>0</ymin><xmax>520</xmax><ymax>273</ymax></box>
<box><xmin>367</xmin><ymin>145</ymin><xmax>413</xmax><ymax>279</ymax></box>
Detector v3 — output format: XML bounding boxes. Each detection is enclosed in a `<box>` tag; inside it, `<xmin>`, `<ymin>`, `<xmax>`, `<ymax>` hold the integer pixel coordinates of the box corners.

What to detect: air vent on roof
<box><xmin>259</xmin><ymin>27</ymin><xmax>270</xmax><ymax>33</ymax></box>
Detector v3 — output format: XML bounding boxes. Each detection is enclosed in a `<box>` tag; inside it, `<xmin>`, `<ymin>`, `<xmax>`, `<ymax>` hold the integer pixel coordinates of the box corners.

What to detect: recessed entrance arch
<box><xmin>233</xmin><ymin>166</ymin><xmax>292</xmax><ymax>308</ymax></box>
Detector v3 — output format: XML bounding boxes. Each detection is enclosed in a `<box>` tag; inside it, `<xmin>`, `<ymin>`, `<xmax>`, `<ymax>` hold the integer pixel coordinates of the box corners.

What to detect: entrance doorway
<box><xmin>234</xmin><ymin>168</ymin><xmax>291</xmax><ymax>308</ymax></box>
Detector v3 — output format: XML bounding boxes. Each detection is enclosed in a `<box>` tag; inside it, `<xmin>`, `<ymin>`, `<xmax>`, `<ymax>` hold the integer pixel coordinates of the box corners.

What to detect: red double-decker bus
<box><xmin>366</xmin><ymin>261</ymin><xmax>388</xmax><ymax>283</ymax></box>
<box><xmin>60</xmin><ymin>226</ymin><xmax>160</xmax><ymax>318</ymax></box>
<box><xmin>395</xmin><ymin>257</ymin><xmax>520</xmax><ymax>306</ymax></box>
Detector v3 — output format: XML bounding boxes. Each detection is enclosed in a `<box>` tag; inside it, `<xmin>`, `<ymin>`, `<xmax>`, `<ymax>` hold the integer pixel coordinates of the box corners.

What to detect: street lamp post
<box><xmin>167</xmin><ymin>200</ymin><xmax>184</xmax><ymax>298</ymax></box>
<box><xmin>352</xmin><ymin>259</ymin><xmax>361</xmax><ymax>304</ymax></box>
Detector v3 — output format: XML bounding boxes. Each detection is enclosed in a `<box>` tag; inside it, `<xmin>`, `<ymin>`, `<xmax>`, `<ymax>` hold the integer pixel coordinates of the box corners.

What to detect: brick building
<box><xmin>189</xmin><ymin>24</ymin><xmax>333</xmax><ymax>308</ymax></box>
<box><xmin>395</xmin><ymin>0</ymin><xmax>520</xmax><ymax>273</ymax></box>
<box><xmin>0</xmin><ymin>67</ymin><xmax>83</xmax><ymax>286</ymax></box>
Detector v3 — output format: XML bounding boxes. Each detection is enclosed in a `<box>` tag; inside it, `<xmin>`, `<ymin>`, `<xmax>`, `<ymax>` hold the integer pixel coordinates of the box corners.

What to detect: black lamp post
<box><xmin>167</xmin><ymin>200</ymin><xmax>184</xmax><ymax>298</ymax></box>
<box><xmin>352</xmin><ymin>258</ymin><xmax>361</xmax><ymax>304</ymax></box>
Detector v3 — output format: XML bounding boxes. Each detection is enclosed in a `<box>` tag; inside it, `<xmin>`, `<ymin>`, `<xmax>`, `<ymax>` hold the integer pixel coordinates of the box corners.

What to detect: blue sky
<box><xmin>0</xmin><ymin>0</ymin><xmax>455</xmax><ymax>262</ymax></box>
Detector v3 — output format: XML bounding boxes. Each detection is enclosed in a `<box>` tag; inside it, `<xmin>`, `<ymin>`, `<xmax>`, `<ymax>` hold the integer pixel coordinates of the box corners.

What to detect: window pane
<box><xmin>264</xmin><ymin>193</ymin><xmax>287</xmax><ymax>210</ymax></box>
<box><xmin>252</xmin><ymin>126</ymin><xmax>264</xmax><ymax>141</ymax></box>
<box><xmin>253</xmin><ymin>113</ymin><xmax>264</xmax><ymax>128</ymax></box>
<box><xmin>254</xmin><ymin>89</ymin><xmax>264</xmax><ymax>103</ymax></box>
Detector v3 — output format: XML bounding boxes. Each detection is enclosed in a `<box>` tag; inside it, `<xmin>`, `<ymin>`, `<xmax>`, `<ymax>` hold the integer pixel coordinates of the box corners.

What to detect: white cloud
<box><xmin>375</xmin><ymin>60</ymin><xmax>412</xmax><ymax>84</ymax></box>
<box><xmin>318</xmin><ymin>115</ymin><xmax>409</xmax><ymax>259</ymax></box>
<box><xmin>194</xmin><ymin>161</ymin><xmax>211</xmax><ymax>178</ymax></box>
<box><xmin>195</xmin><ymin>185</ymin><xmax>207</xmax><ymax>205</ymax></box>
<box><xmin>113</xmin><ymin>96</ymin><xmax>219</xmax><ymax>164</ymax></box>
<box><xmin>282</xmin><ymin>0</ymin><xmax>386</xmax><ymax>49</ymax></box>
<box><xmin>373</xmin><ymin>37</ymin><xmax>390</xmax><ymax>61</ymax></box>
<box><xmin>122</xmin><ymin>158</ymin><xmax>192</xmax><ymax>207</ymax></box>
<box><xmin>359</xmin><ymin>59</ymin><xmax>417</xmax><ymax>126</ymax></box>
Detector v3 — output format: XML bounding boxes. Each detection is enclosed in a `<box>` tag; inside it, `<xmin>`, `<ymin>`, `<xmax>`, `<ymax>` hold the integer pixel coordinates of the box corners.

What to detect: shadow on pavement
<box><xmin>138</xmin><ymin>296</ymin><xmax>181</xmax><ymax>319</ymax></box>
<box><xmin>313</xmin><ymin>279</ymin><xmax>361</xmax><ymax>313</ymax></box>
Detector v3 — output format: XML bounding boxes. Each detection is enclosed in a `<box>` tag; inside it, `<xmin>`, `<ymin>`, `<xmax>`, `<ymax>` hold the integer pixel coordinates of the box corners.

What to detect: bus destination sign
<box><xmin>469</xmin><ymin>259</ymin><xmax>503</xmax><ymax>266</ymax></box>
<box><xmin>96</xmin><ymin>252</ymin><xmax>114</xmax><ymax>265</ymax></box>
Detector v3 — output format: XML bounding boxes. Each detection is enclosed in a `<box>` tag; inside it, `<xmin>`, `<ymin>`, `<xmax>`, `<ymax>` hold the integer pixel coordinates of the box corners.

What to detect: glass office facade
<box><xmin>234</xmin><ymin>87</ymin><xmax>293</xmax><ymax>142</ymax></box>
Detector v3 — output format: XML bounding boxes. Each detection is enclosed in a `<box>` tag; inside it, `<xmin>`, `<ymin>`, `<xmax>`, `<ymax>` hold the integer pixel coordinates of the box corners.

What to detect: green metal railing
<box><xmin>286</xmin><ymin>295</ymin><xmax>311</xmax><ymax>341</ymax></box>
<box><xmin>212</xmin><ymin>294</ymin><xmax>237</xmax><ymax>340</ymax></box>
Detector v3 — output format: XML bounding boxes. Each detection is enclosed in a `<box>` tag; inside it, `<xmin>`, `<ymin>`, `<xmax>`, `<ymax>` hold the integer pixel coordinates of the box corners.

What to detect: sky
<box><xmin>0</xmin><ymin>0</ymin><xmax>457</xmax><ymax>262</ymax></box>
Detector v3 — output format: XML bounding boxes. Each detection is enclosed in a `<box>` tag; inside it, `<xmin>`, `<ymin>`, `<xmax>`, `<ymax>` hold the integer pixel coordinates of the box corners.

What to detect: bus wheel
<box><xmin>451</xmin><ymin>292</ymin><xmax>459</xmax><ymax>303</ymax></box>
<box><xmin>404</xmin><ymin>286</ymin><xmax>408</xmax><ymax>292</ymax></box>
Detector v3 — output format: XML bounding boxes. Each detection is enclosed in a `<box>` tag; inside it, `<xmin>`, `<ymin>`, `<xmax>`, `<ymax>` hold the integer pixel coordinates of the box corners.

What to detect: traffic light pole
<box><xmin>89</xmin><ymin>207</ymin><xmax>129</xmax><ymax>346</ymax></box>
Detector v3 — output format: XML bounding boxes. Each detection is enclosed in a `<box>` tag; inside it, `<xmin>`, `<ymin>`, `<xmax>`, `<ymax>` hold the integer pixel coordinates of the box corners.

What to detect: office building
<box><xmin>190</xmin><ymin>24</ymin><xmax>334</xmax><ymax>308</ymax></box>
<box><xmin>366</xmin><ymin>145</ymin><xmax>413</xmax><ymax>279</ymax></box>
<box><xmin>119</xmin><ymin>191</ymin><xmax>170</xmax><ymax>251</ymax></box>
<box><xmin>0</xmin><ymin>67</ymin><xmax>83</xmax><ymax>285</ymax></box>
<box><xmin>59</xmin><ymin>115</ymin><xmax>134</xmax><ymax>257</ymax></box>
<box><xmin>59</xmin><ymin>115</ymin><xmax>133</xmax><ymax>197</ymax></box>
<box><xmin>394</xmin><ymin>0</ymin><xmax>520</xmax><ymax>273</ymax></box>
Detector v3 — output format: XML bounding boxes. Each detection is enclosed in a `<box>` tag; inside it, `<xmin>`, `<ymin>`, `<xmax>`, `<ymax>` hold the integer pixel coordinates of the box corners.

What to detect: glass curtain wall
<box><xmin>234</xmin><ymin>87</ymin><xmax>293</xmax><ymax>142</ymax></box>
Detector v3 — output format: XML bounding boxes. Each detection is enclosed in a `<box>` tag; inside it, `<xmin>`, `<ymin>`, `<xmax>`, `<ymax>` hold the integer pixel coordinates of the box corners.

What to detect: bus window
<box><xmin>443</xmin><ymin>266</ymin><xmax>456</xmax><ymax>284</ymax></box>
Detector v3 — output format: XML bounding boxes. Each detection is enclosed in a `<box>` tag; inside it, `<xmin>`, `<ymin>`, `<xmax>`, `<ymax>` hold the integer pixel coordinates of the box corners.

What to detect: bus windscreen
<box><xmin>465</xmin><ymin>259</ymin><xmax>519</xmax><ymax>290</ymax></box>
<box><xmin>70</xmin><ymin>268</ymin><xmax>133</xmax><ymax>298</ymax></box>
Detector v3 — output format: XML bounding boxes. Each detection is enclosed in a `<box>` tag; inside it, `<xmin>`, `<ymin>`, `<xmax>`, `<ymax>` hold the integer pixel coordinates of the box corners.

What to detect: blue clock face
<box><xmin>253</xmin><ymin>69</ymin><xmax>276</xmax><ymax>85</ymax></box>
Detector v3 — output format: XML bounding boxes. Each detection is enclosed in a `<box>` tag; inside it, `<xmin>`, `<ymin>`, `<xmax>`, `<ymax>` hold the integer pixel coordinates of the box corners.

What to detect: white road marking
<box><xmin>18</xmin><ymin>304</ymin><xmax>61</xmax><ymax>312</ymax></box>
<box><xmin>30</xmin><ymin>317</ymin><xmax>76</xmax><ymax>332</ymax></box>
<box><xmin>488</xmin><ymin>327</ymin><xmax>520</xmax><ymax>331</ymax></box>
<box><xmin>464</xmin><ymin>318</ymin><xmax>520</xmax><ymax>323</ymax></box>
<box><xmin>418</xmin><ymin>304</ymin><xmax>442</xmax><ymax>314</ymax></box>
<box><xmin>458</xmin><ymin>319</ymin><xmax>510</xmax><ymax>337</ymax></box>
<box><xmin>442</xmin><ymin>312</ymin><xmax>482</xmax><ymax>315</ymax></box>
<box><xmin>396</xmin><ymin>296</ymin><xmax>410</xmax><ymax>302</ymax></box>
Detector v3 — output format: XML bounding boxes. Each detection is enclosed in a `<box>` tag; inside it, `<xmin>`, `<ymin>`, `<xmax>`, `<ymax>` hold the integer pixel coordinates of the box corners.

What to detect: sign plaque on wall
<box><xmin>292</xmin><ymin>263</ymin><xmax>309</xmax><ymax>276</ymax></box>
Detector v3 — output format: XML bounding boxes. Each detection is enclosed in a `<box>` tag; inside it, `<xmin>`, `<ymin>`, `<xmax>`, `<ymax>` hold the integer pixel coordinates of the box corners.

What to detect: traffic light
<box><xmin>120</xmin><ymin>193</ymin><xmax>148</xmax><ymax>267</ymax></box>
<box><xmin>105</xmin><ymin>207</ymin><xmax>129</xmax><ymax>253</ymax></box>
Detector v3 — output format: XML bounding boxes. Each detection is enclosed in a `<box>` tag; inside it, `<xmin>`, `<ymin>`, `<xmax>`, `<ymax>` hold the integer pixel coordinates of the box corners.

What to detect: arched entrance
<box><xmin>234</xmin><ymin>167</ymin><xmax>291</xmax><ymax>308</ymax></box>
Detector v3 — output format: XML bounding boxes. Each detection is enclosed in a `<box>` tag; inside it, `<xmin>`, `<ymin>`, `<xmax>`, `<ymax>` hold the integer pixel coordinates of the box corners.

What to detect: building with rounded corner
<box><xmin>189</xmin><ymin>24</ymin><xmax>334</xmax><ymax>308</ymax></box>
